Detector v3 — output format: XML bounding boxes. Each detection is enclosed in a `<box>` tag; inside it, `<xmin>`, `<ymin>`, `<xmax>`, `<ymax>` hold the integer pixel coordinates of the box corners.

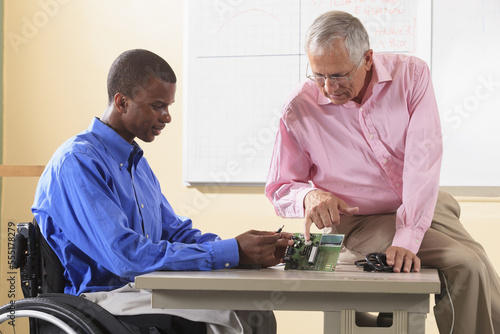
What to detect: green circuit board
<box><xmin>283</xmin><ymin>233</ymin><xmax>344</xmax><ymax>271</ymax></box>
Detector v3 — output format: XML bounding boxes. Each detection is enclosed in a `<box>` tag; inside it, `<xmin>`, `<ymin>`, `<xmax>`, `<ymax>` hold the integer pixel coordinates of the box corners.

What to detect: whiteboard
<box><xmin>183</xmin><ymin>0</ymin><xmax>432</xmax><ymax>185</ymax></box>
<box><xmin>433</xmin><ymin>0</ymin><xmax>500</xmax><ymax>188</ymax></box>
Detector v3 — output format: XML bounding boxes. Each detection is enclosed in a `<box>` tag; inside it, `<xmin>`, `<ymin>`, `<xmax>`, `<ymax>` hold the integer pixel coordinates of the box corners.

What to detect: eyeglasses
<box><xmin>306</xmin><ymin>52</ymin><xmax>367</xmax><ymax>86</ymax></box>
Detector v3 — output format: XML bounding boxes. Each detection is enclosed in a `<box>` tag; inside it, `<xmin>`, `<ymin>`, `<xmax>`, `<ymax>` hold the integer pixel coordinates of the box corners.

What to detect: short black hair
<box><xmin>107</xmin><ymin>49</ymin><xmax>177</xmax><ymax>103</ymax></box>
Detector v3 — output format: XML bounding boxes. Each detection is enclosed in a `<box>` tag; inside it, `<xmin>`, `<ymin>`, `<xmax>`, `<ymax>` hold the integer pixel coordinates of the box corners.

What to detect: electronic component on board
<box><xmin>283</xmin><ymin>233</ymin><xmax>344</xmax><ymax>271</ymax></box>
<box><xmin>308</xmin><ymin>245</ymin><xmax>319</xmax><ymax>264</ymax></box>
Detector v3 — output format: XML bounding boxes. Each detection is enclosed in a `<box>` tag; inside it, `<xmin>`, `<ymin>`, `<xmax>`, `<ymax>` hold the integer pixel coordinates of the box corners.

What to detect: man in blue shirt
<box><xmin>32</xmin><ymin>49</ymin><xmax>291</xmax><ymax>333</ymax></box>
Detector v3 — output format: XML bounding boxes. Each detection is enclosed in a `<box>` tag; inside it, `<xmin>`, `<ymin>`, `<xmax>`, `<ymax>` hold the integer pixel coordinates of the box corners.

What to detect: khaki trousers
<box><xmin>81</xmin><ymin>282</ymin><xmax>276</xmax><ymax>334</ymax></box>
<box><xmin>335</xmin><ymin>191</ymin><xmax>500</xmax><ymax>334</ymax></box>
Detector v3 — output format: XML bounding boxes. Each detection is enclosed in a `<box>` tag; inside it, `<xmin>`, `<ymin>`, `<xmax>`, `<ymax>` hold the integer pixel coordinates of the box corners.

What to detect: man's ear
<box><xmin>363</xmin><ymin>49</ymin><xmax>374</xmax><ymax>71</ymax></box>
<box><xmin>114</xmin><ymin>92</ymin><xmax>128</xmax><ymax>113</ymax></box>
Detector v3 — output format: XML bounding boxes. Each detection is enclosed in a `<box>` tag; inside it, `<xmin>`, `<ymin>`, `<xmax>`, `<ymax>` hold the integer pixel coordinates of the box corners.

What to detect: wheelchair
<box><xmin>0</xmin><ymin>219</ymin><xmax>206</xmax><ymax>334</ymax></box>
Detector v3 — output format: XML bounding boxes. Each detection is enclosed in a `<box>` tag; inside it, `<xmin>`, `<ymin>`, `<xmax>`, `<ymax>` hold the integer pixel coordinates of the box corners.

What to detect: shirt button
<box><xmin>415</xmin><ymin>239</ymin><xmax>420</xmax><ymax>244</ymax></box>
<box><xmin>383</xmin><ymin>158</ymin><xmax>388</xmax><ymax>164</ymax></box>
<box><xmin>225</xmin><ymin>263</ymin><xmax>230</xmax><ymax>268</ymax></box>
<box><xmin>396</xmin><ymin>183</ymin><xmax>400</xmax><ymax>187</ymax></box>
<box><xmin>141</xmin><ymin>204</ymin><xmax>144</xmax><ymax>208</ymax></box>
<box><xmin>359</xmin><ymin>107</ymin><xmax>363</xmax><ymax>112</ymax></box>
<box><xmin>369</xmin><ymin>134</ymin><xmax>374</xmax><ymax>139</ymax></box>
<box><xmin>120</xmin><ymin>163</ymin><xmax>124</xmax><ymax>167</ymax></box>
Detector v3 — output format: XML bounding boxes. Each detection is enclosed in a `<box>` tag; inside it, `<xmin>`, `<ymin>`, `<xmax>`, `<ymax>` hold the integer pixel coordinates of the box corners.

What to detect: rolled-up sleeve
<box><xmin>265</xmin><ymin>117</ymin><xmax>316</xmax><ymax>218</ymax></box>
<box><xmin>393</xmin><ymin>62</ymin><xmax>442</xmax><ymax>254</ymax></box>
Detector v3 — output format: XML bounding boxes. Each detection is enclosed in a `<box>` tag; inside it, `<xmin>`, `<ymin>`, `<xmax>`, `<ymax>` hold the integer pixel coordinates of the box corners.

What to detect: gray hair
<box><xmin>305</xmin><ymin>11</ymin><xmax>370</xmax><ymax>64</ymax></box>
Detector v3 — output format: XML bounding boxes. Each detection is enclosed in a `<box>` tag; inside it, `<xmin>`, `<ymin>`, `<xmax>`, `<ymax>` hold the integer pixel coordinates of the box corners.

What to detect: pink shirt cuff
<box><xmin>392</xmin><ymin>227</ymin><xmax>425</xmax><ymax>254</ymax></box>
<box><xmin>292</xmin><ymin>187</ymin><xmax>318</xmax><ymax>217</ymax></box>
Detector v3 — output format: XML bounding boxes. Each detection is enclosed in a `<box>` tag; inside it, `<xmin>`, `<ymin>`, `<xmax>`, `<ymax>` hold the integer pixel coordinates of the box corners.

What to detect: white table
<box><xmin>135</xmin><ymin>265</ymin><xmax>440</xmax><ymax>334</ymax></box>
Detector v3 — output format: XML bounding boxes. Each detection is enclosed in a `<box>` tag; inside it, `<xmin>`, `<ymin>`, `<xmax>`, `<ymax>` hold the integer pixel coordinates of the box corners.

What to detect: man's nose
<box><xmin>324</xmin><ymin>78</ymin><xmax>340</xmax><ymax>93</ymax></box>
<box><xmin>160</xmin><ymin>110</ymin><xmax>171</xmax><ymax>124</ymax></box>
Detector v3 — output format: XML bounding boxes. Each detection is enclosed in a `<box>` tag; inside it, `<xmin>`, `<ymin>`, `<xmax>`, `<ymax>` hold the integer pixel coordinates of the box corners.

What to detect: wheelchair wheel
<box><xmin>0</xmin><ymin>297</ymin><xmax>101</xmax><ymax>334</ymax></box>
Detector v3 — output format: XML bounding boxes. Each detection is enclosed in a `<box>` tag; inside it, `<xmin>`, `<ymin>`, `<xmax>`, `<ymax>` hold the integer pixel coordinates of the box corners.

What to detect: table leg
<box><xmin>324</xmin><ymin>310</ymin><xmax>428</xmax><ymax>334</ymax></box>
<box><xmin>324</xmin><ymin>311</ymin><xmax>342</xmax><ymax>334</ymax></box>
<box><xmin>407</xmin><ymin>313</ymin><xmax>426</xmax><ymax>334</ymax></box>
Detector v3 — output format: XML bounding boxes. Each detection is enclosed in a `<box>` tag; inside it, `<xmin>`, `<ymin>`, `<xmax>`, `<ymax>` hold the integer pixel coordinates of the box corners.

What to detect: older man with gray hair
<box><xmin>266</xmin><ymin>10</ymin><xmax>500</xmax><ymax>334</ymax></box>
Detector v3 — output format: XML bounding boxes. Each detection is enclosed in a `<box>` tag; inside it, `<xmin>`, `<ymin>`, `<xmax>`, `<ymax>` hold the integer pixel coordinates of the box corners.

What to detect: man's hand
<box><xmin>235</xmin><ymin>230</ymin><xmax>293</xmax><ymax>267</ymax></box>
<box><xmin>303</xmin><ymin>189</ymin><xmax>359</xmax><ymax>241</ymax></box>
<box><xmin>385</xmin><ymin>246</ymin><xmax>421</xmax><ymax>273</ymax></box>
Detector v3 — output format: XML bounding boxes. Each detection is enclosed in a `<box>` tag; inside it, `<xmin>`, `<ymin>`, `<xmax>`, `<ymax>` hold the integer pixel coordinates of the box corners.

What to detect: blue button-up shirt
<box><xmin>32</xmin><ymin>118</ymin><xmax>239</xmax><ymax>295</ymax></box>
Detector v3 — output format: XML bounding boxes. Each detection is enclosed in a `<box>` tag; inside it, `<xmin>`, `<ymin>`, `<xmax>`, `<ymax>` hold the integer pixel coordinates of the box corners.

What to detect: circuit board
<box><xmin>283</xmin><ymin>233</ymin><xmax>344</xmax><ymax>271</ymax></box>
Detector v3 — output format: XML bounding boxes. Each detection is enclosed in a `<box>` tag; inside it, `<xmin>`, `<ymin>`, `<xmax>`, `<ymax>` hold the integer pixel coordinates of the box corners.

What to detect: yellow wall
<box><xmin>1</xmin><ymin>2</ymin><xmax>499</xmax><ymax>334</ymax></box>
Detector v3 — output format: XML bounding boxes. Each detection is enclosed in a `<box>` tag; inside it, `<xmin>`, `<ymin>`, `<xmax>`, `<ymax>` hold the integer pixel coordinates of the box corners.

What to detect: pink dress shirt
<box><xmin>265</xmin><ymin>53</ymin><xmax>442</xmax><ymax>254</ymax></box>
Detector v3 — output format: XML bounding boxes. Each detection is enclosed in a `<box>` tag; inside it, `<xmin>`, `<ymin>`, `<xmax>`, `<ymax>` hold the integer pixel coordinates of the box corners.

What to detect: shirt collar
<box><xmin>316</xmin><ymin>53</ymin><xmax>393</xmax><ymax>106</ymax></box>
<box><xmin>88</xmin><ymin>117</ymin><xmax>143</xmax><ymax>170</ymax></box>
